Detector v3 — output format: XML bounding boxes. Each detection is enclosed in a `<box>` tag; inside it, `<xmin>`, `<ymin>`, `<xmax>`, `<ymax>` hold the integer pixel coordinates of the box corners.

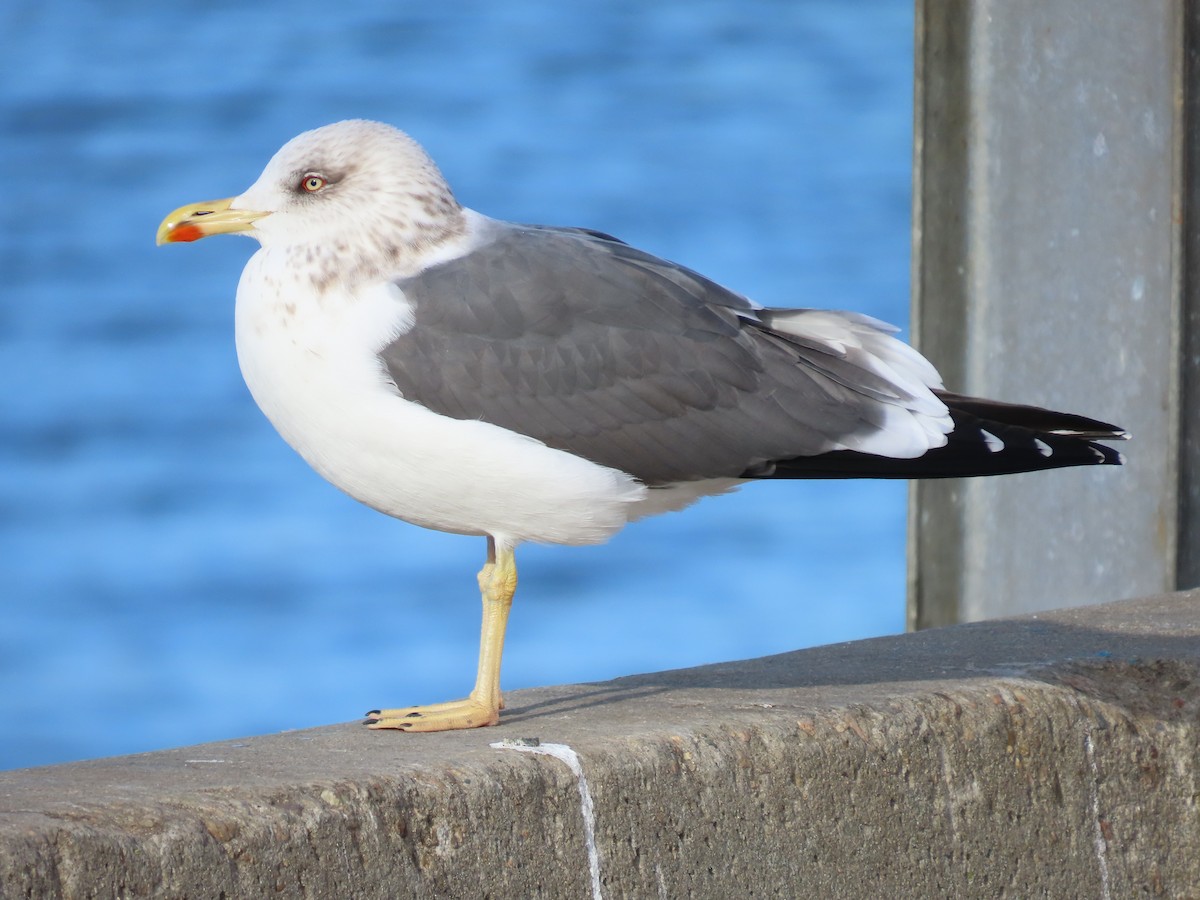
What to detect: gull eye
<box><xmin>300</xmin><ymin>174</ymin><xmax>327</xmax><ymax>193</ymax></box>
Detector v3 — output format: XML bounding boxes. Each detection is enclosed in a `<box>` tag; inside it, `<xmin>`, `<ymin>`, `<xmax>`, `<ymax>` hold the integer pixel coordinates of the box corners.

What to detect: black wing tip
<box><xmin>749</xmin><ymin>424</ymin><xmax>1127</xmax><ymax>481</ymax></box>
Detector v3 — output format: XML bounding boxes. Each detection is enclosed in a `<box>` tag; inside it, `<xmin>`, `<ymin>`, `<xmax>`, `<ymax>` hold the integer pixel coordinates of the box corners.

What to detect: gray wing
<box><xmin>380</xmin><ymin>223</ymin><xmax>937</xmax><ymax>485</ymax></box>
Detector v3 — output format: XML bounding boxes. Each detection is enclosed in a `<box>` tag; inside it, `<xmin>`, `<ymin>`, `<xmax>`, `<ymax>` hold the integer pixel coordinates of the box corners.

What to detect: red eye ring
<box><xmin>301</xmin><ymin>174</ymin><xmax>327</xmax><ymax>193</ymax></box>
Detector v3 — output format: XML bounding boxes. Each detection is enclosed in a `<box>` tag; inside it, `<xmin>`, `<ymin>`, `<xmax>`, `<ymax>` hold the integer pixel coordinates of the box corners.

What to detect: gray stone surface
<box><xmin>2</xmin><ymin>591</ymin><xmax>1198</xmax><ymax>898</ymax></box>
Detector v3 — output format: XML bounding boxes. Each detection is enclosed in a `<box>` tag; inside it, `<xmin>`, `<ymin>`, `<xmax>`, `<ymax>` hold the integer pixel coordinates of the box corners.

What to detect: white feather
<box><xmin>765</xmin><ymin>309</ymin><xmax>952</xmax><ymax>458</ymax></box>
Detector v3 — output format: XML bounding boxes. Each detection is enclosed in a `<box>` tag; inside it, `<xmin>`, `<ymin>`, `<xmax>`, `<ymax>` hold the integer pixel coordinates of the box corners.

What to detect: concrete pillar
<box><xmin>908</xmin><ymin>1</ymin><xmax>1198</xmax><ymax>628</ymax></box>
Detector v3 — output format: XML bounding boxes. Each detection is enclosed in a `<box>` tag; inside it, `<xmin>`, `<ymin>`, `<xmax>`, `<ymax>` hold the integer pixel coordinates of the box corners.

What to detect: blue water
<box><xmin>0</xmin><ymin>1</ymin><xmax>914</xmax><ymax>770</ymax></box>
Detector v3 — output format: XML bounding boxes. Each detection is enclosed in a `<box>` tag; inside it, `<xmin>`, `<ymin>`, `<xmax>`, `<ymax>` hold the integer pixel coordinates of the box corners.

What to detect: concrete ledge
<box><xmin>2</xmin><ymin>592</ymin><xmax>1198</xmax><ymax>898</ymax></box>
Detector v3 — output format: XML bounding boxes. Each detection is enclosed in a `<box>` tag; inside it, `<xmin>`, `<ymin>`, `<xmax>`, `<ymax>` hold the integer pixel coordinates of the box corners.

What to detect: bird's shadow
<box><xmin>496</xmin><ymin>596</ymin><xmax>1200</xmax><ymax>726</ymax></box>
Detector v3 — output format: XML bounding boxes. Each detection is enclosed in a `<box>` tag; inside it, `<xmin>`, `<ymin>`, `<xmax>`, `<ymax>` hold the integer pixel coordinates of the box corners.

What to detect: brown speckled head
<box><xmin>228</xmin><ymin>120</ymin><xmax>467</xmax><ymax>288</ymax></box>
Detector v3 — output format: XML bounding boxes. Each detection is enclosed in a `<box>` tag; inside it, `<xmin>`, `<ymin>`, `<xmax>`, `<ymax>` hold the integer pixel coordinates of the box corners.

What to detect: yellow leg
<box><xmin>366</xmin><ymin>537</ymin><xmax>517</xmax><ymax>732</ymax></box>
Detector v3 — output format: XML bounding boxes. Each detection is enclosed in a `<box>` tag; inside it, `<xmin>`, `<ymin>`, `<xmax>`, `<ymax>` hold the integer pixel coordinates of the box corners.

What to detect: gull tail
<box><xmin>752</xmin><ymin>392</ymin><xmax>1127</xmax><ymax>480</ymax></box>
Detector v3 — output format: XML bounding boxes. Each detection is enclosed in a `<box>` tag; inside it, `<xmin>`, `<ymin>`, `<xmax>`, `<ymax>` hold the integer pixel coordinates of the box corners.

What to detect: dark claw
<box><xmin>365</xmin><ymin>709</ymin><xmax>381</xmax><ymax>717</ymax></box>
<box><xmin>404</xmin><ymin>711</ymin><xmax>422</xmax><ymax>718</ymax></box>
<box><xmin>363</xmin><ymin>717</ymin><xmax>380</xmax><ymax>725</ymax></box>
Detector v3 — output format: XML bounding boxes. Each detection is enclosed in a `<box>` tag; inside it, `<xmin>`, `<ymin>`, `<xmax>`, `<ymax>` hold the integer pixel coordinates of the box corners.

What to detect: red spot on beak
<box><xmin>168</xmin><ymin>224</ymin><xmax>205</xmax><ymax>243</ymax></box>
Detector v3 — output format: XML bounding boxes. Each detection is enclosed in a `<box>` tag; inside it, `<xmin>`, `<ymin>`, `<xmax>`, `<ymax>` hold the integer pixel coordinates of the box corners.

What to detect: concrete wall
<box><xmin>909</xmin><ymin>0</ymin><xmax>1194</xmax><ymax>628</ymax></box>
<box><xmin>2</xmin><ymin>590</ymin><xmax>1197</xmax><ymax>898</ymax></box>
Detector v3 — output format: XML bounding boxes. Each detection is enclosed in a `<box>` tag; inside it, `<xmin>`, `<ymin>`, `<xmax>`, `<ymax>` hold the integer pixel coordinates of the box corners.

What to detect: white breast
<box><xmin>232</xmin><ymin>250</ymin><xmax>646</xmax><ymax>547</ymax></box>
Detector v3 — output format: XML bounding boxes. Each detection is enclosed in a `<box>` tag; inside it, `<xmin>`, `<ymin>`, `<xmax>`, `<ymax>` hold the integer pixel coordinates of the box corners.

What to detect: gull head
<box><xmin>157</xmin><ymin>120</ymin><xmax>465</xmax><ymax>279</ymax></box>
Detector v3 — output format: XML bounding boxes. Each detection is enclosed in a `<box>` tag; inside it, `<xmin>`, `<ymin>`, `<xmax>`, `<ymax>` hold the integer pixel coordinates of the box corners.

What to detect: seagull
<box><xmin>157</xmin><ymin>120</ymin><xmax>1126</xmax><ymax>732</ymax></box>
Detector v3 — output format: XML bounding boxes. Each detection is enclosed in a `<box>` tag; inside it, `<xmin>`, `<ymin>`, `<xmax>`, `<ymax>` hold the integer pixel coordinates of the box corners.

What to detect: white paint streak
<box><xmin>492</xmin><ymin>740</ymin><xmax>603</xmax><ymax>900</ymax></box>
<box><xmin>1084</xmin><ymin>733</ymin><xmax>1112</xmax><ymax>900</ymax></box>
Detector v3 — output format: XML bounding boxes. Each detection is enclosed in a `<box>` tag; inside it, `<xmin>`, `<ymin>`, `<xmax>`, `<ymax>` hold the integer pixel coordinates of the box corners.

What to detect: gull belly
<box><xmin>232</xmin><ymin>248</ymin><xmax>644</xmax><ymax>547</ymax></box>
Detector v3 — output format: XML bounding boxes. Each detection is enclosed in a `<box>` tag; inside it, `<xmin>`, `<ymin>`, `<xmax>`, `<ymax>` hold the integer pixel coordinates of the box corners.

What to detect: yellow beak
<box><xmin>156</xmin><ymin>197</ymin><xmax>270</xmax><ymax>245</ymax></box>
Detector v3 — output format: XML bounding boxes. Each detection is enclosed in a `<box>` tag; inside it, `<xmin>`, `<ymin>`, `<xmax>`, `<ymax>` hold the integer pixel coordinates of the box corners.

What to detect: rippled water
<box><xmin>0</xmin><ymin>0</ymin><xmax>913</xmax><ymax>769</ymax></box>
